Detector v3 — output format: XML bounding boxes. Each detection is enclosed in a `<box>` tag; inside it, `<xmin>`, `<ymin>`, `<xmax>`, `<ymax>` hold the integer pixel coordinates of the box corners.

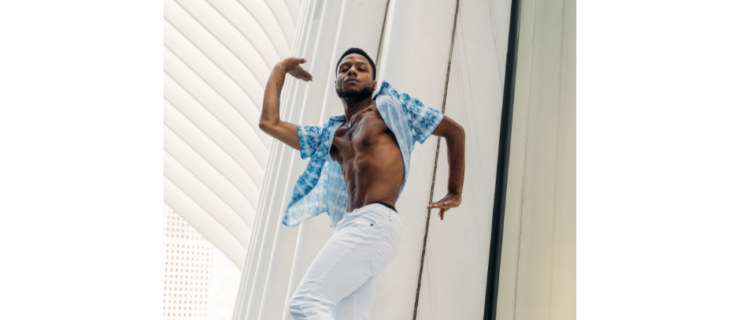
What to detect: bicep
<box><xmin>431</xmin><ymin>116</ymin><xmax>462</xmax><ymax>138</ymax></box>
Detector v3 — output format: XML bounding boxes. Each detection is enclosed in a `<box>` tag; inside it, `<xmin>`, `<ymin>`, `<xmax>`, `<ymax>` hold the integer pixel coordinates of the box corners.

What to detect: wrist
<box><xmin>274</xmin><ymin>61</ymin><xmax>287</xmax><ymax>73</ymax></box>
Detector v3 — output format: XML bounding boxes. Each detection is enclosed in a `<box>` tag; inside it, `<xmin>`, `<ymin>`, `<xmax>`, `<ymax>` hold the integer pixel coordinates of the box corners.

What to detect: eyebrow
<box><xmin>339</xmin><ymin>61</ymin><xmax>369</xmax><ymax>69</ymax></box>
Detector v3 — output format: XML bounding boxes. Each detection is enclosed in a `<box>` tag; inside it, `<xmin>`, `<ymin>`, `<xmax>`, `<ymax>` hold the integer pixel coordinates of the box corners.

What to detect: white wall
<box><xmin>495</xmin><ymin>0</ymin><xmax>576</xmax><ymax>318</ymax></box>
<box><xmin>415</xmin><ymin>0</ymin><xmax>512</xmax><ymax>318</ymax></box>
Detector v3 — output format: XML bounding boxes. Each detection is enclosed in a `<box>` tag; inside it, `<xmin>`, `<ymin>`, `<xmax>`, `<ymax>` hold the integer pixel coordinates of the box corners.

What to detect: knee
<box><xmin>288</xmin><ymin>291</ymin><xmax>332</xmax><ymax>320</ymax></box>
<box><xmin>288</xmin><ymin>295</ymin><xmax>306</xmax><ymax>319</ymax></box>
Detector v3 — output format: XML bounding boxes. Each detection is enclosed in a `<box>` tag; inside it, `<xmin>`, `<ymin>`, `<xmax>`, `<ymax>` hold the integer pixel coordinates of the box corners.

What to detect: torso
<box><xmin>330</xmin><ymin>101</ymin><xmax>404</xmax><ymax>212</ymax></box>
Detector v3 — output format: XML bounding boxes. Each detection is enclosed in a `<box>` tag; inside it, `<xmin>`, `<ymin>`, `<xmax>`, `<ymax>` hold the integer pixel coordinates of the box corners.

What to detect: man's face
<box><xmin>335</xmin><ymin>54</ymin><xmax>376</xmax><ymax>101</ymax></box>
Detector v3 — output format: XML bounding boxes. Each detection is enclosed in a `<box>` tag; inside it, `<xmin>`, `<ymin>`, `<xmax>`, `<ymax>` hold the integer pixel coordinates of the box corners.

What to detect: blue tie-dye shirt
<box><xmin>283</xmin><ymin>81</ymin><xmax>445</xmax><ymax>227</ymax></box>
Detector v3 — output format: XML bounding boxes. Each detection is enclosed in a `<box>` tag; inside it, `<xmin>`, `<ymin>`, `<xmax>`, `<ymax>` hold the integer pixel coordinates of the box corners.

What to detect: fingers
<box><xmin>298</xmin><ymin>66</ymin><xmax>313</xmax><ymax>81</ymax></box>
<box><xmin>289</xmin><ymin>70</ymin><xmax>313</xmax><ymax>82</ymax></box>
<box><xmin>294</xmin><ymin>67</ymin><xmax>313</xmax><ymax>82</ymax></box>
<box><xmin>426</xmin><ymin>200</ymin><xmax>458</xmax><ymax>210</ymax></box>
<box><xmin>287</xmin><ymin>57</ymin><xmax>307</xmax><ymax>65</ymax></box>
<box><xmin>302</xmin><ymin>72</ymin><xmax>313</xmax><ymax>82</ymax></box>
<box><xmin>284</xmin><ymin>58</ymin><xmax>312</xmax><ymax>81</ymax></box>
<box><xmin>427</xmin><ymin>200</ymin><xmax>443</xmax><ymax>209</ymax></box>
<box><xmin>438</xmin><ymin>209</ymin><xmax>446</xmax><ymax>221</ymax></box>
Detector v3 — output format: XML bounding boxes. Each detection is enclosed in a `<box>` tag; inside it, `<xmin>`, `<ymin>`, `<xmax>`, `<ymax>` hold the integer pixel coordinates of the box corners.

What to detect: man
<box><xmin>259</xmin><ymin>47</ymin><xmax>465</xmax><ymax>320</ymax></box>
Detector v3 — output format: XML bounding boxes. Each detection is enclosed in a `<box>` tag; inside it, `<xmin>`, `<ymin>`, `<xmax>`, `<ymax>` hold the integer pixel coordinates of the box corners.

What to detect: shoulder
<box><xmin>374</xmin><ymin>81</ymin><xmax>399</xmax><ymax>99</ymax></box>
<box><xmin>328</xmin><ymin>115</ymin><xmax>346</xmax><ymax>125</ymax></box>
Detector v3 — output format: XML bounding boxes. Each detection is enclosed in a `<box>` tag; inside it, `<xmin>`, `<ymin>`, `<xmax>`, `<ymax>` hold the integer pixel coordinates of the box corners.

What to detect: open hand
<box><xmin>427</xmin><ymin>193</ymin><xmax>461</xmax><ymax>221</ymax></box>
<box><xmin>282</xmin><ymin>57</ymin><xmax>313</xmax><ymax>82</ymax></box>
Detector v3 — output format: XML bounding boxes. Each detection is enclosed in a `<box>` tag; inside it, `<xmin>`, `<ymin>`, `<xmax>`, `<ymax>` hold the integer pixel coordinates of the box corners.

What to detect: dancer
<box><xmin>259</xmin><ymin>47</ymin><xmax>466</xmax><ymax>320</ymax></box>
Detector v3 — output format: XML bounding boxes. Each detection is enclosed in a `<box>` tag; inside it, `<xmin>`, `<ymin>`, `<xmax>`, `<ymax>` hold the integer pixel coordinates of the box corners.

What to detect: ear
<box><xmin>373</xmin><ymin>80</ymin><xmax>377</xmax><ymax>91</ymax></box>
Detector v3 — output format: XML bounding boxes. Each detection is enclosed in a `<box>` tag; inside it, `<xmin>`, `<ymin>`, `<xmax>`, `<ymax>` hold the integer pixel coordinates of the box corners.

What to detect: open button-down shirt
<box><xmin>284</xmin><ymin>81</ymin><xmax>445</xmax><ymax>227</ymax></box>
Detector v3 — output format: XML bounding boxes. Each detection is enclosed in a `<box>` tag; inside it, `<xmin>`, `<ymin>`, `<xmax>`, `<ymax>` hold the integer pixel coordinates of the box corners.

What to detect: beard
<box><xmin>336</xmin><ymin>82</ymin><xmax>374</xmax><ymax>102</ymax></box>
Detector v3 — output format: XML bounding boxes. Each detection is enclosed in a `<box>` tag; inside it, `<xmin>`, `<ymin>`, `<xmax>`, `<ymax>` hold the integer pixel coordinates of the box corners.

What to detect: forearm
<box><xmin>427</xmin><ymin>117</ymin><xmax>465</xmax><ymax>216</ymax></box>
<box><xmin>444</xmin><ymin>125</ymin><xmax>465</xmax><ymax>195</ymax></box>
<box><xmin>260</xmin><ymin>62</ymin><xmax>287</xmax><ymax>129</ymax></box>
<box><xmin>259</xmin><ymin>59</ymin><xmax>304</xmax><ymax>150</ymax></box>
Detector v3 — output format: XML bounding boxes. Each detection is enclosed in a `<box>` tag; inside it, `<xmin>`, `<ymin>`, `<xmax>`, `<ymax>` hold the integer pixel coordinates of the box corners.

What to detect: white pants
<box><xmin>288</xmin><ymin>203</ymin><xmax>402</xmax><ymax>320</ymax></box>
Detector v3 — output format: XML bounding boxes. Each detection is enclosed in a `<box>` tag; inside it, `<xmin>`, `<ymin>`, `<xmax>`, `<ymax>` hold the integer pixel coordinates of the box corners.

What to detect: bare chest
<box><xmin>330</xmin><ymin>107</ymin><xmax>395</xmax><ymax>163</ymax></box>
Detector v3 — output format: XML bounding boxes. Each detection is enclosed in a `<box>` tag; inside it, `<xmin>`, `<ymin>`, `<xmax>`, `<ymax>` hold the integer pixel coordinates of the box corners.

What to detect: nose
<box><xmin>347</xmin><ymin>65</ymin><xmax>359</xmax><ymax>76</ymax></box>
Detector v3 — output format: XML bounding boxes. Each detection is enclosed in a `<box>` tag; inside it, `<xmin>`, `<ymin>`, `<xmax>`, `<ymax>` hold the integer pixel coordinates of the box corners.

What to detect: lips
<box><xmin>345</xmin><ymin>78</ymin><xmax>359</xmax><ymax>84</ymax></box>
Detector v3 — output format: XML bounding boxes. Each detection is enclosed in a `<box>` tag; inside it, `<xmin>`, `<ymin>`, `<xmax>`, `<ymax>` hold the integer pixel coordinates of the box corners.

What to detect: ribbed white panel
<box><xmin>164</xmin><ymin>0</ymin><xmax>301</xmax><ymax>271</ymax></box>
<box><xmin>254</xmin><ymin>0</ymin><xmax>350</xmax><ymax>318</ymax></box>
<box><xmin>163</xmin><ymin>105</ymin><xmax>260</xmax><ymax>212</ymax></box>
<box><xmin>239</xmin><ymin>0</ymin><xmax>293</xmax><ymax>57</ymax></box>
<box><xmin>175</xmin><ymin>0</ymin><xmax>271</xmax><ymax>86</ymax></box>
<box><xmin>163</xmin><ymin>79</ymin><xmax>265</xmax><ymax>184</ymax></box>
<box><xmin>164</xmin><ymin>177</ymin><xmax>247</xmax><ymax>269</ymax></box>
<box><xmin>163</xmin><ymin>72</ymin><xmax>268</xmax><ymax>168</ymax></box>
<box><xmin>163</xmin><ymin>3</ymin><xmax>271</xmax><ymax>146</ymax></box>
<box><xmin>416</xmin><ymin>0</ymin><xmax>511</xmax><ymax>319</ymax></box>
<box><xmin>163</xmin><ymin>150</ymin><xmax>252</xmax><ymax>246</ymax></box>
<box><xmin>237</xmin><ymin>1</ymin><xmax>338</xmax><ymax>319</ymax></box>
<box><xmin>265</xmin><ymin>0</ymin><xmax>297</xmax><ymax>45</ymax></box>
<box><xmin>207</xmin><ymin>0</ymin><xmax>282</xmax><ymax>67</ymax></box>
<box><xmin>234</xmin><ymin>0</ymin><xmax>317</xmax><ymax>318</ymax></box>
<box><xmin>285</xmin><ymin>0</ymin><xmax>302</xmax><ymax>22</ymax></box>
<box><xmin>164</xmin><ymin>101</ymin><xmax>257</xmax><ymax>224</ymax></box>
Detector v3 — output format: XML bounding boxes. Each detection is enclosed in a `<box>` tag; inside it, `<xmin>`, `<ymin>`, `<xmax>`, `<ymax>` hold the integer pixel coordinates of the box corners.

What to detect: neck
<box><xmin>341</xmin><ymin>96</ymin><xmax>373</xmax><ymax>122</ymax></box>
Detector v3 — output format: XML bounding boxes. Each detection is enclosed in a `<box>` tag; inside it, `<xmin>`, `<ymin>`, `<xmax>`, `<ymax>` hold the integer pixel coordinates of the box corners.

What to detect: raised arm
<box><xmin>259</xmin><ymin>58</ymin><xmax>313</xmax><ymax>150</ymax></box>
<box><xmin>427</xmin><ymin>116</ymin><xmax>466</xmax><ymax>220</ymax></box>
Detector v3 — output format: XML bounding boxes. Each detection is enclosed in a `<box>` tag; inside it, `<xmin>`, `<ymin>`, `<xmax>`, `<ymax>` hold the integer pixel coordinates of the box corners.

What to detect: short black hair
<box><xmin>335</xmin><ymin>47</ymin><xmax>376</xmax><ymax>80</ymax></box>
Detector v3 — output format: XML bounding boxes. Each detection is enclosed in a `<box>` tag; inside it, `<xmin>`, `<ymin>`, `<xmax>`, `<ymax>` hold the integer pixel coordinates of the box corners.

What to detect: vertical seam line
<box><xmin>375</xmin><ymin>0</ymin><xmax>391</xmax><ymax>71</ymax></box>
<box><xmin>513</xmin><ymin>0</ymin><xmax>538</xmax><ymax>318</ymax></box>
<box><xmin>412</xmin><ymin>0</ymin><xmax>460</xmax><ymax>319</ymax></box>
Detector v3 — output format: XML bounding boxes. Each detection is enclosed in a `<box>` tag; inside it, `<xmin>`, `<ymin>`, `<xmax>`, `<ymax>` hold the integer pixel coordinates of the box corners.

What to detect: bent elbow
<box><xmin>452</xmin><ymin>122</ymin><xmax>465</xmax><ymax>141</ymax></box>
<box><xmin>259</xmin><ymin>121</ymin><xmax>273</xmax><ymax>133</ymax></box>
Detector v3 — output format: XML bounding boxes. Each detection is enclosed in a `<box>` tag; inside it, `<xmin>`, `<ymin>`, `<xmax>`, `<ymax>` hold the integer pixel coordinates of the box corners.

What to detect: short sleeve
<box><xmin>400</xmin><ymin>94</ymin><xmax>445</xmax><ymax>144</ymax></box>
<box><xmin>296</xmin><ymin>125</ymin><xmax>322</xmax><ymax>159</ymax></box>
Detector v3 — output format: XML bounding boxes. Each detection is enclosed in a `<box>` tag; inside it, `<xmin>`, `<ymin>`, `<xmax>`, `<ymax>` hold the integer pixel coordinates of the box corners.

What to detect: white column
<box><xmin>253</xmin><ymin>1</ymin><xmax>349</xmax><ymax>320</ymax></box>
<box><xmin>233</xmin><ymin>1</ymin><xmax>334</xmax><ymax>319</ymax></box>
<box><xmin>495</xmin><ymin>0</ymin><xmax>576</xmax><ymax>318</ymax></box>
<box><xmin>415</xmin><ymin>0</ymin><xmax>513</xmax><ymax>318</ymax></box>
<box><xmin>370</xmin><ymin>1</ymin><xmax>459</xmax><ymax>319</ymax></box>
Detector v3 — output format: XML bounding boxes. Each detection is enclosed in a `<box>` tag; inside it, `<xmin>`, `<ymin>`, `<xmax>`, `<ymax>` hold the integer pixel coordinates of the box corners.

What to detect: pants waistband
<box><xmin>370</xmin><ymin>201</ymin><xmax>397</xmax><ymax>213</ymax></box>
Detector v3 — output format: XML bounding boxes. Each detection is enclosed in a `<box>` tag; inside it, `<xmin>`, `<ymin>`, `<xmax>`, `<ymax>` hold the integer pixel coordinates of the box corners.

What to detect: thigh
<box><xmin>293</xmin><ymin>208</ymin><xmax>399</xmax><ymax>306</ymax></box>
<box><xmin>332</xmin><ymin>276</ymin><xmax>376</xmax><ymax>320</ymax></box>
